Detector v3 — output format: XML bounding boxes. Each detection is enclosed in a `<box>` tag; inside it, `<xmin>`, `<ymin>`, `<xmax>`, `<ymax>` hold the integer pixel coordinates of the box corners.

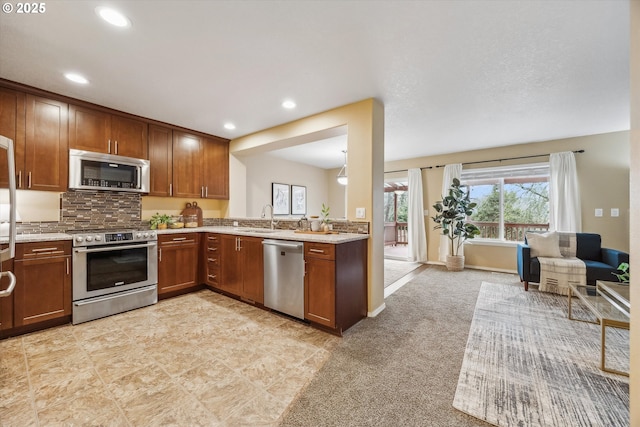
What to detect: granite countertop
<box><xmin>0</xmin><ymin>233</ymin><xmax>73</xmax><ymax>244</ymax></box>
<box><xmin>157</xmin><ymin>226</ymin><xmax>369</xmax><ymax>244</ymax></box>
<box><xmin>1</xmin><ymin>228</ymin><xmax>368</xmax><ymax>245</ymax></box>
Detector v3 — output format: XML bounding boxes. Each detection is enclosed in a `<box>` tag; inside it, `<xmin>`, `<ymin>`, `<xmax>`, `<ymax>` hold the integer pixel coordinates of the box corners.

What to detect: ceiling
<box><xmin>0</xmin><ymin>1</ymin><xmax>630</xmax><ymax>169</ymax></box>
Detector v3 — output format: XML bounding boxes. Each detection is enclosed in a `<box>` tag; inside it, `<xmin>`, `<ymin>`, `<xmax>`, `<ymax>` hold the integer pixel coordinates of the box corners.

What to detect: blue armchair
<box><xmin>517</xmin><ymin>232</ymin><xmax>628</xmax><ymax>291</ymax></box>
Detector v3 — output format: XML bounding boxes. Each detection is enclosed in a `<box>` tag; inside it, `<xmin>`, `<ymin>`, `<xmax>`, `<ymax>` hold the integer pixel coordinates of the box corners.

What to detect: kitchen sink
<box><xmin>238</xmin><ymin>228</ymin><xmax>279</xmax><ymax>234</ymax></box>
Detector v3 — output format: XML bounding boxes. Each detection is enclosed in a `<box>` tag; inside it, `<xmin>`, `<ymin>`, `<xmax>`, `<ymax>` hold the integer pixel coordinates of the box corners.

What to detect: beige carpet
<box><xmin>454</xmin><ymin>282</ymin><xmax>629</xmax><ymax>427</ymax></box>
<box><xmin>280</xmin><ymin>266</ymin><xmax>517</xmax><ymax>426</ymax></box>
<box><xmin>383</xmin><ymin>259</ymin><xmax>421</xmax><ymax>288</ymax></box>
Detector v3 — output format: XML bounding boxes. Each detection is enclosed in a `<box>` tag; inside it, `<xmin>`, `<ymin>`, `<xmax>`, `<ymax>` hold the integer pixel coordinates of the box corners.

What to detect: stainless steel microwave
<box><xmin>69</xmin><ymin>149</ymin><xmax>150</xmax><ymax>193</ymax></box>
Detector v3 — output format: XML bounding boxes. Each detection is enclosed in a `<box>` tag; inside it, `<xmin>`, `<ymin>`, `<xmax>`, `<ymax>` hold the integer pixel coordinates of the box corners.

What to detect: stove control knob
<box><xmin>95</xmin><ymin>235</ymin><xmax>102</xmax><ymax>242</ymax></box>
<box><xmin>149</xmin><ymin>232</ymin><xmax>156</xmax><ymax>238</ymax></box>
<box><xmin>86</xmin><ymin>236</ymin><xmax>93</xmax><ymax>242</ymax></box>
<box><xmin>75</xmin><ymin>236</ymin><xmax>84</xmax><ymax>243</ymax></box>
<box><xmin>136</xmin><ymin>233</ymin><xmax>142</xmax><ymax>239</ymax></box>
<box><xmin>143</xmin><ymin>232</ymin><xmax>149</xmax><ymax>238</ymax></box>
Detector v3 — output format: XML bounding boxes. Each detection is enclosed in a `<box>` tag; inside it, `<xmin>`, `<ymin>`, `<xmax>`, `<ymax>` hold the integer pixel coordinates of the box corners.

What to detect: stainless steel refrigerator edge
<box><xmin>0</xmin><ymin>135</ymin><xmax>18</xmax><ymax>299</ymax></box>
<box><xmin>262</xmin><ymin>239</ymin><xmax>304</xmax><ymax>320</ymax></box>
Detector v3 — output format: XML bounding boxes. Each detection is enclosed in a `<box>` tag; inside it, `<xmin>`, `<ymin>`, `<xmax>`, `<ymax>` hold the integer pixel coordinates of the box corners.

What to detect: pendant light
<box><xmin>336</xmin><ymin>150</ymin><xmax>348</xmax><ymax>185</ymax></box>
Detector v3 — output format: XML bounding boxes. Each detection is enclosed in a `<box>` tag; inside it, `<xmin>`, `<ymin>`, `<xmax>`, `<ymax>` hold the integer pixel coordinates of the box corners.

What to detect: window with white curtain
<box><xmin>461</xmin><ymin>163</ymin><xmax>550</xmax><ymax>242</ymax></box>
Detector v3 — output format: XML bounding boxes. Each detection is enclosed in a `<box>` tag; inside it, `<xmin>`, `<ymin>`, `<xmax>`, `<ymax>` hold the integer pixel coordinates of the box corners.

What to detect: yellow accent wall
<box><xmin>230</xmin><ymin>99</ymin><xmax>386</xmax><ymax>315</ymax></box>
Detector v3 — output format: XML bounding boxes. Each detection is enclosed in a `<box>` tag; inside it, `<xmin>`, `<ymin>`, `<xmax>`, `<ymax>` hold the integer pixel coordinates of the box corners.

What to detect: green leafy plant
<box><xmin>321</xmin><ymin>203</ymin><xmax>330</xmax><ymax>224</ymax></box>
<box><xmin>431</xmin><ymin>177</ymin><xmax>481</xmax><ymax>256</ymax></box>
<box><xmin>149</xmin><ymin>213</ymin><xmax>171</xmax><ymax>229</ymax></box>
<box><xmin>612</xmin><ymin>262</ymin><xmax>629</xmax><ymax>283</ymax></box>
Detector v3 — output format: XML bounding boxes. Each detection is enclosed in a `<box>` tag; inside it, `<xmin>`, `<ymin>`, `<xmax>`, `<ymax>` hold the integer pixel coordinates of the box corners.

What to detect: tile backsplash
<box><xmin>15</xmin><ymin>191</ymin><xmax>369</xmax><ymax>235</ymax></box>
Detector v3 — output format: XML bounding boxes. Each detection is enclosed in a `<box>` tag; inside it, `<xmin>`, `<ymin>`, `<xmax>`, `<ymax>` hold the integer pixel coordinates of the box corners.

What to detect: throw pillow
<box><xmin>526</xmin><ymin>231</ymin><xmax>562</xmax><ymax>258</ymax></box>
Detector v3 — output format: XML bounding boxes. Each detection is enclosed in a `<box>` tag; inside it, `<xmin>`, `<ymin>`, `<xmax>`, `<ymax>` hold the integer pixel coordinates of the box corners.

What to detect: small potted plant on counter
<box><xmin>321</xmin><ymin>203</ymin><xmax>331</xmax><ymax>232</ymax></box>
<box><xmin>149</xmin><ymin>213</ymin><xmax>171</xmax><ymax>230</ymax></box>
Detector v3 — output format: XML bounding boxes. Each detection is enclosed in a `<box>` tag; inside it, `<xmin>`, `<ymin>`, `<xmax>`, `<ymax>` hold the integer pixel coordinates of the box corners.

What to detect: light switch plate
<box><xmin>423</xmin><ymin>209</ymin><xmax>429</xmax><ymax>216</ymax></box>
<box><xmin>595</xmin><ymin>208</ymin><xmax>603</xmax><ymax>217</ymax></box>
<box><xmin>356</xmin><ymin>207</ymin><xmax>366</xmax><ymax>219</ymax></box>
<box><xmin>611</xmin><ymin>208</ymin><xmax>619</xmax><ymax>217</ymax></box>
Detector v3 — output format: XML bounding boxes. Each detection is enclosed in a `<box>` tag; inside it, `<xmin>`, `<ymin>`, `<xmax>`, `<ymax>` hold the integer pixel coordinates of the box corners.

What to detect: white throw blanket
<box><xmin>538</xmin><ymin>256</ymin><xmax>586</xmax><ymax>295</ymax></box>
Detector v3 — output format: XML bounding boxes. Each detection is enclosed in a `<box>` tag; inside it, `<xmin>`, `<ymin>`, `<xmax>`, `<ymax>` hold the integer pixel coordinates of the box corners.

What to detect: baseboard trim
<box><xmin>368</xmin><ymin>303</ymin><xmax>386</xmax><ymax>317</ymax></box>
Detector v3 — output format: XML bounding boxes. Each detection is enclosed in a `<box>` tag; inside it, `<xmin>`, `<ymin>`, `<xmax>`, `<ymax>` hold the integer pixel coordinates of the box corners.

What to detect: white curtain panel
<box><xmin>407</xmin><ymin>168</ymin><xmax>427</xmax><ymax>262</ymax></box>
<box><xmin>549</xmin><ymin>151</ymin><xmax>582</xmax><ymax>232</ymax></box>
<box><xmin>439</xmin><ymin>163</ymin><xmax>462</xmax><ymax>261</ymax></box>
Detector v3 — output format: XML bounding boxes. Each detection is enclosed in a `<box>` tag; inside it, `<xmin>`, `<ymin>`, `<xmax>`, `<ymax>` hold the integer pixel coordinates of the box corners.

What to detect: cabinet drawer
<box><xmin>16</xmin><ymin>241</ymin><xmax>71</xmax><ymax>259</ymax></box>
<box><xmin>206</xmin><ymin>234</ymin><xmax>220</xmax><ymax>244</ymax></box>
<box><xmin>304</xmin><ymin>242</ymin><xmax>335</xmax><ymax>260</ymax></box>
<box><xmin>159</xmin><ymin>234</ymin><xmax>198</xmax><ymax>247</ymax></box>
<box><xmin>206</xmin><ymin>266</ymin><xmax>219</xmax><ymax>285</ymax></box>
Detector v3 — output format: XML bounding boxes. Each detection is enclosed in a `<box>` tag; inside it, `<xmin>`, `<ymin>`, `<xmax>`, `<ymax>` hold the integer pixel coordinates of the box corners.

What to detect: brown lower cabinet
<box><xmin>0</xmin><ymin>246</ymin><xmax>14</xmax><ymax>333</ymax></box>
<box><xmin>158</xmin><ymin>233</ymin><xmax>200</xmax><ymax>297</ymax></box>
<box><xmin>13</xmin><ymin>241</ymin><xmax>72</xmax><ymax>327</ymax></box>
<box><xmin>304</xmin><ymin>240</ymin><xmax>367</xmax><ymax>335</ymax></box>
<box><xmin>219</xmin><ymin>234</ymin><xmax>264</xmax><ymax>304</ymax></box>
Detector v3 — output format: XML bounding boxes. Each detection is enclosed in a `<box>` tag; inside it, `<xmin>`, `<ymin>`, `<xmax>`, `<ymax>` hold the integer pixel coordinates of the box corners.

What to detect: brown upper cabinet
<box><xmin>150</xmin><ymin>128</ymin><xmax>229</xmax><ymax>199</ymax></box>
<box><xmin>148</xmin><ymin>124</ymin><xmax>173</xmax><ymax>197</ymax></box>
<box><xmin>24</xmin><ymin>95</ymin><xmax>68</xmax><ymax>191</ymax></box>
<box><xmin>0</xmin><ymin>87</ymin><xmax>25</xmax><ymax>189</ymax></box>
<box><xmin>0</xmin><ymin>89</ymin><xmax>68</xmax><ymax>191</ymax></box>
<box><xmin>69</xmin><ymin>104</ymin><xmax>148</xmax><ymax>159</ymax></box>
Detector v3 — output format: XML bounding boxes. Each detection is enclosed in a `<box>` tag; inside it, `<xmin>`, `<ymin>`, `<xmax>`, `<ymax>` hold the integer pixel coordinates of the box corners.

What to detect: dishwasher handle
<box><xmin>262</xmin><ymin>240</ymin><xmax>303</xmax><ymax>250</ymax></box>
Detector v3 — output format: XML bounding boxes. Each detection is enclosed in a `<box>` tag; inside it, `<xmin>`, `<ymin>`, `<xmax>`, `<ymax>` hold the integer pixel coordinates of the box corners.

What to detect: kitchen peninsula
<box><xmin>1</xmin><ymin>226</ymin><xmax>369</xmax><ymax>338</ymax></box>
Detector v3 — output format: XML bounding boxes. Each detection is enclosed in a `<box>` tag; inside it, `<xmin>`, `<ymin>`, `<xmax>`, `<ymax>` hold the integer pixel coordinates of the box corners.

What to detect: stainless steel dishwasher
<box><xmin>262</xmin><ymin>239</ymin><xmax>305</xmax><ymax>320</ymax></box>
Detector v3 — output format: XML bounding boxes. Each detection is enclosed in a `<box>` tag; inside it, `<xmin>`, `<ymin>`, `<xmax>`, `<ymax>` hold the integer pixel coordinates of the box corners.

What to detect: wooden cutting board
<box><xmin>181</xmin><ymin>202</ymin><xmax>203</xmax><ymax>227</ymax></box>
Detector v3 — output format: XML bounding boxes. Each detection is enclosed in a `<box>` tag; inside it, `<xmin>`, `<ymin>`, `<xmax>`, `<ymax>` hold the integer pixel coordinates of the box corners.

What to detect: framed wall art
<box><xmin>272</xmin><ymin>183</ymin><xmax>290</xmax><ymax>215</ymax></box>
<box><xmin>291</xmin><ymin>185</ymin><xmax>307</xmax><ymax>215</ymax></box>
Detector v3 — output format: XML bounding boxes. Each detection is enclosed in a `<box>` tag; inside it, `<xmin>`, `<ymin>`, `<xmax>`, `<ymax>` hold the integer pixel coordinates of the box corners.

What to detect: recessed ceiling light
<box><xmin>64</xmin><ymin>73</ymin><xmax>89</xmax><ymax>84</ymax></box>
<box><xmin>282</xmin><ymin>100</ymin><xmax>296</xmax><ymax>109</ymax></box>
<box><xmin>224</xmin><ymin>123</ymin><xmax>236</xmax><ymax>130</ymax></box>
<box><xmin>96</xmin><ymin>6</ymin><xmax>131</xmax><ymax>27</ymax></box>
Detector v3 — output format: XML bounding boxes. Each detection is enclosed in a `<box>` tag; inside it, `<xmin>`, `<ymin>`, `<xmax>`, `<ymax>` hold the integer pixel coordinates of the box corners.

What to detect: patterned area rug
<box><xmin>383</xmin><ymin>259</ymin><xmax>420</xmax><ymax>288</ymax></box>
<box><xmin>453</xmin><ymin>282</ymin><xmax>629</xmax><ymax>427</ymax></box>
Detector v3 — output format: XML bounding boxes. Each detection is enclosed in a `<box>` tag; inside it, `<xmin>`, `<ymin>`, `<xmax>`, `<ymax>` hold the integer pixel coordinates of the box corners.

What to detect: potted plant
<box><xmin>321</xmin><ymin>203</ymin><xmax>331</xmax><ymax>231</ymax></box>
<box><xmin>431</xmin><ymin>177</ymin><xmax>481</xmax><ymax>271</ymax></box>
<box><xmin>613</xmin><ymin>262</ymin><xmax>629</xmax><ymax>283</ymax></box>
<box><xmin>149</xmin><ymin>213</ymin><xmax>171</xmax><ymax>230</ymax></box>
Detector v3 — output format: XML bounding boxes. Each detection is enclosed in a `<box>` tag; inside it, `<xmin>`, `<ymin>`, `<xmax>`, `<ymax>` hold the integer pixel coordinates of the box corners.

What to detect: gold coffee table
<box><xmin>567</xmin><ymin>280</ymin><xmax>630</xmax><ymax>376</ymax></box>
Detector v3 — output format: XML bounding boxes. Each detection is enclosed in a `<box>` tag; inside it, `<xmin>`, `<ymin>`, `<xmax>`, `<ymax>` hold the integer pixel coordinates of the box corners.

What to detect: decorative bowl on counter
<box><xmin>169</xmin><ymin>215</ymin><xmax>184</xmax><ymax>229</ymax></box>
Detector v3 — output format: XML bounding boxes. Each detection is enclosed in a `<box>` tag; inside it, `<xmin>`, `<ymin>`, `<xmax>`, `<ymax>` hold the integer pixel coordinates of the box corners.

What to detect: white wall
<box><xmin>242</xmin><ymin>153</ymin><xmax>345</xmax><ymax>219</ymax></box>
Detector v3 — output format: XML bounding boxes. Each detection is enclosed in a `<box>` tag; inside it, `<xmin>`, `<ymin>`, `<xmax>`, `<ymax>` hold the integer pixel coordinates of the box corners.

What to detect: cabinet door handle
<box><xmin>172</xmin><ymin>237</ymin><xmax>187</xmax><ymax>241</ymax></box>
<box><xmin>17</xmin><ymin>170</ymin><xmax>22</xmax><ymax>189</ymax></box>
<box><xmin>208</xmin><ymin>274</ymin><xmax>217</xmax><ymax>280</ymax></box>
<box><xmin>309</xmin><ymin>248</ymin><xmax>326</xmax><ymax>254</ymax></box>
<box><xmin>207</xmin><ymin>247</ymin><xmax>218</xmax><ymax>252</ymax></box>
<box><xmin>27</xmin><ymin>171</ymin><xmax>32</xmax><ymax>189</ymax></box>
<box><xmin>169</xmin><ymin>183</ymin><xmax>173</xmax><ymax>196</ymax></box>
<box><xmin>205</xmin><ymin>186</ymin><xmax>208</xmax><ymax>197</ymax></box>
<box><xmin>108</xmin><ymin>139</ymin><xmax>111</xmax><ymax>153</ymax></box>
<box><xmin>115</xmin><ymin>140</ymin><xmax>118</xmax><ymax>155</ymax></box>
<box><xmin>159</xmin><ymin>248</ymin><xmax>162</xmax><ymax>262</ymax></box>
<box><xmin>201</xmin><ymin>186</ymin><xmax>205</xmax><ymax>198</ymax></box>
<box><xmin>66</xmin><ymin>258</ymin><xmax>70</xmax><ymax>275</ymax></box>
<box><xmin>207</xmin><ymin>257</ymin><xmax>217</xmax><ymax>262</ymax></box>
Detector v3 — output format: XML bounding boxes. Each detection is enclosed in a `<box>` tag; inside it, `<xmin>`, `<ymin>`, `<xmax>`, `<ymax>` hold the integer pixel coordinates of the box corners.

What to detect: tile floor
<box><xmin>0</xmin><ymin>290</ymin><xmax>339</xmax><ymax>426</ymax></box>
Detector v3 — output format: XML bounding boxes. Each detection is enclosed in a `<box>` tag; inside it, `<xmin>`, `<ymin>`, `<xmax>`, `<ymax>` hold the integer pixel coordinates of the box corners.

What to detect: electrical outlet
<box><xmin>233</xmin><ymin>221</ymin><xmax>239</xmax><ymax>227</ymax></box>
<box><xmin>423</xmin><ymin>209</ymin><xmax>429</xmax><ymax>216</ymax></box>
<box><xmin>355</xmin><ymin>207</ymin><xmax>366</xmax><ymax>219</ymax></box>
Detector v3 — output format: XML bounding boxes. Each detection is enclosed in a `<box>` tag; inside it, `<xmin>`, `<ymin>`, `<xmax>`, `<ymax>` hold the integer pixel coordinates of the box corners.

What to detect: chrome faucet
<box><xmin>261</xmin><ymin>204</ymin><xmax>278</xmax><ymax>229</ymax></box>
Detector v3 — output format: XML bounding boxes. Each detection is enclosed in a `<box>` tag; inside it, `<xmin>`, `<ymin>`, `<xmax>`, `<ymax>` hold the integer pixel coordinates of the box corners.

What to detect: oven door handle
<box><xmin>74</xmin><ymin>242</ymin><xmax>158</xmax><ymax>253</ymax></box>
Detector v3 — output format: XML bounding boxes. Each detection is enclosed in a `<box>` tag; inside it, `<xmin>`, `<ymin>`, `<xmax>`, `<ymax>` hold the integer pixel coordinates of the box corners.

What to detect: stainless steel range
<box><xmin>71</xmin><ymin>229</ymin><xmax>158</xmax><ymax>324</ymax></box>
